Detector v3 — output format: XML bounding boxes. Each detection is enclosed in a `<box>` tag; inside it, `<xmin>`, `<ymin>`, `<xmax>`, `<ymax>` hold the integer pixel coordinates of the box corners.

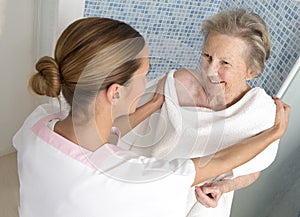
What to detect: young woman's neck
<box><xmin>55</xmin><ymin>112</ymin><xmax>113</xmax><ymax>152</ymax></box>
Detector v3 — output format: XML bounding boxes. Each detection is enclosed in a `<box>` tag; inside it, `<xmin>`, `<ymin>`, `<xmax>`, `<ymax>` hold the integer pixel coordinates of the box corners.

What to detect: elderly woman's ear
<box><xmin>246</xmin><ymin>69</ymin><xmax>259</xmax><ymax>80</ymax></box>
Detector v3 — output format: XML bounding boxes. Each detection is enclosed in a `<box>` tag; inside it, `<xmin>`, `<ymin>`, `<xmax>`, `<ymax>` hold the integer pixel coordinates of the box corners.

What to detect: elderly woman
<box><xmin>175</xmin><ymin>9</ymin><xmax>274</xmax><ymax>217</ymax></box>
<box><xmin>179</xmin><ymin>9</ymin><xmax>276</xmax><ymax>216</ymax></box>
<box><xmin>118</xmin><ymin>9</ymin><xmax>278</xmax><ymax>217</ymax></box>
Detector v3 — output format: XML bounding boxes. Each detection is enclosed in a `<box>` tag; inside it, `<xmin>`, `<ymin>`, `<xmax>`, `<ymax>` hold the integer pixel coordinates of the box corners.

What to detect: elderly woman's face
<box><xmin>200</xmin><ymin>33</ymin><xmax>256</xmax><ymax>107</ymax></box>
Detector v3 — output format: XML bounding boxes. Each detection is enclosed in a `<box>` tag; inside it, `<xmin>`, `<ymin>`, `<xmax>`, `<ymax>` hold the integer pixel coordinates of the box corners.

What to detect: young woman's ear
<box><xmin>106</xmin><ymin>83</ymin><xmax>121</xmax><ymax>105</ymax></box>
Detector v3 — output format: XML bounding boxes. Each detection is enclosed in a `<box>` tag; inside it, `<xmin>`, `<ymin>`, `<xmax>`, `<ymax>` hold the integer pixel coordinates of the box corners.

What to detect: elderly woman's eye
<box><xmin>203</xmin><ymin>53</ymin><xmax>208</xmax><ymax>57</ymax></box>
<box><xmin>222</xmin><ymin>60</ymin><xmax>231</xmax><ymax>65</ymax></box>
<box><xmin>201</xmin><ymin>53</ymin><xmax>211</xmax><ymax>62</ymax></box>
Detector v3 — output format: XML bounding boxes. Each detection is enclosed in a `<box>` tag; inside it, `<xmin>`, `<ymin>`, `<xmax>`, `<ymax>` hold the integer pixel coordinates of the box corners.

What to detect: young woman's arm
<box><xmin>113</xmin><ymin>76</ymin><xmax>166</xmax><ymax>136</ymax></box>
<box><xmin>191</xmin><ymin>98</ymin><xmax>290</xmax><ymax>186</ymax></box>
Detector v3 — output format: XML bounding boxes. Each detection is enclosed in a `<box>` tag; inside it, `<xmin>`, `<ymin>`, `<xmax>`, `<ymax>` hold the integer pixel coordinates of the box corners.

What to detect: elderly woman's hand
<box><xmin>195</xmin><ymin>172</ymin><xmax>261</xmax><ymax>208</ymax></box>
<box><xmin>195</xmin><ymin>183</ymin><xmax>223</xmax><ymax>208</ymax></box>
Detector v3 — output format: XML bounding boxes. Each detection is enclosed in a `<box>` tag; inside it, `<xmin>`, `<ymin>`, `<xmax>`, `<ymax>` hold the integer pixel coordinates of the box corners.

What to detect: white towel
<box><xmin>119</xmin><ymin>70</ymin><xmax>279</xmax><ymax>217</ymax></box>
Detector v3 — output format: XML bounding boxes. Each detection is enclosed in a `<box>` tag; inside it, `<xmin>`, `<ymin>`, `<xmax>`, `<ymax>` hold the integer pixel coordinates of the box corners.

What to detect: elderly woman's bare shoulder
<box><xmin>173</xmin><ymin>68</ymin><xmax>208</xmax><ymax>107</ymax></box>
<box><xmin>174</xmin><ymin>68</ymin><xmax>201</xmax><ymax>85</ymax></box>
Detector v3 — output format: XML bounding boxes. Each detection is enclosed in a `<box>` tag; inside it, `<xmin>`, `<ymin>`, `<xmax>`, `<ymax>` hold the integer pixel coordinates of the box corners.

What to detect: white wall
<box><xmin>56</xmin><ymin>0</ymin><xmax>85</xmax><ymax>40</ymax></box>
<box><xmin>35</xmin><ymin>0</ymin><xmax>85</xmax><ymax>57</ymax></box>
<box><xmin>231</xmin><ymin>67</ymin><xmax>300</xmax><ymax>217</ymax></box>
<box><xmin>0</xmin><ymin>0</ymin><xmax>37</xmax><ymax>156</ymax></box>
<box><xmin>0</xmin><ymin>0</ymin><xmax>84</xmax><ymax>156</ymax></box>
<box><xmin>267</xmin><ymin>175</ymin><xmax>300</xmax><ymax>217</ymax></box>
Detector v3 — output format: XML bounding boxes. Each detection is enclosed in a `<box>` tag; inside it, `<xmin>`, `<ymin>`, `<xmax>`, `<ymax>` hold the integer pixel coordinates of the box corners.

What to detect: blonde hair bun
<box><xmin>30</xmin><ymin>56</ymin><xmax>61</xmax><ymax>97</ymax></box>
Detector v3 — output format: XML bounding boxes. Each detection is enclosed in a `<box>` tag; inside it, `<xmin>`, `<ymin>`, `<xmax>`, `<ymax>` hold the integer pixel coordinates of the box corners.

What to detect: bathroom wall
<box><xmin>84</xmin><ymin>0</ymin><xmax>222</xmax><ymax>79</ymax></box>
<box><xmin>0</xmin><ymin>0</ymin><xmax>37</xmax><ymax>156</ymax></box>
<box><xmin>84</xmin><ymin>0</ymin><xmax>299</xmax><ymax>96</ymax></box>
<box><xmin>0</xmin><ymin>0</ymin><xmax>85</xmax><ymax>156</ymax></box>
<box><xmin>36</xmin><ymin>0</ymin><xmax>85</xmax><ymax>58</ymax></box>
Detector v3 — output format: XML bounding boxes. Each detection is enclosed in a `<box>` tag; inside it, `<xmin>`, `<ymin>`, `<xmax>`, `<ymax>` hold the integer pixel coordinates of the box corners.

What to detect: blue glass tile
<box><xmin>84</xmin><ymin>0</ymin><xmax>299</xmax><ymax>95</ymax></box>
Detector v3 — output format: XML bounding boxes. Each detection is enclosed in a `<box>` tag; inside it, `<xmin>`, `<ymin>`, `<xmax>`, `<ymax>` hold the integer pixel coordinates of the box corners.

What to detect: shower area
<box><xmin>37</xmin><ymin>0</ymin><xmax>300</xmax><ymax>216</ymax></box>
<box><xmin>0</xmin><ymin>0</ymin><xmax>298</xmax><ymax>216</ymax></box>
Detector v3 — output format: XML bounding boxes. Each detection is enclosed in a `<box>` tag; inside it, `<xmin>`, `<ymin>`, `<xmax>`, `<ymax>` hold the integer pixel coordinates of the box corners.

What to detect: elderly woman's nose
<box><xmin>207</xmin><ymin>63</ymin><xmax>219</xmax><ymax>76</ymax></box>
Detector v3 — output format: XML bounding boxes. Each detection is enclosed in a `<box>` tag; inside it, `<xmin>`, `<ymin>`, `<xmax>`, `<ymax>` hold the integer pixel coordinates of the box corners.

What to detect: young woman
<box><xmin>13</xmin><ymin>17</ymin><xmax>290</xmax><ymax>217</ymax></box>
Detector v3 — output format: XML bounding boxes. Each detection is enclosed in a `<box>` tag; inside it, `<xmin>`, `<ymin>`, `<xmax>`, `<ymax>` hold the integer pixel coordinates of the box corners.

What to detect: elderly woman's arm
<box><xmin>195</xmin><ymin>172</ymin><xmax>260</xmax><ymax>208</ymax></box>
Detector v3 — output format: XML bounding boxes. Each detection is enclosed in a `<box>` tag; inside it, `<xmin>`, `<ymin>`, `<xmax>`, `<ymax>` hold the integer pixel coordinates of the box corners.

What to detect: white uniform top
<box><xmin>13</xmin><ymin>104</ymin><xmax>195</xmax><ymax>217</ymax></box>
<box><xmin>120</xmin><ymin>70</ymin><xmax>279</xmax><ymax>217</ymax></box>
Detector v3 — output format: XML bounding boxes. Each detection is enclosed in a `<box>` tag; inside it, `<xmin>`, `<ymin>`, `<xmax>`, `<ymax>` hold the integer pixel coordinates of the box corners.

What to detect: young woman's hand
<box><xmin>272</xmin><ymin>97</ymin><xmax>291</xmax><ymax>139</ymax></box>
<box><xmin>150</xmin><ymin>74</ymin><xmax>167</xmax><ymax>109</ymax></box>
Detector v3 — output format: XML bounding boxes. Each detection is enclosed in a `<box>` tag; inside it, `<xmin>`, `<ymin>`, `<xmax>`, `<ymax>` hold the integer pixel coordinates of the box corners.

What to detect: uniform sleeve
<box><xmin>232</xmin><ymin>139</ymin><xmax>279</xmax><ymax>178</ymax></box>
<box><xmin>100</xmin><ymin>149</ymin><xmax>196</xmax><ymax>184</ymax></box>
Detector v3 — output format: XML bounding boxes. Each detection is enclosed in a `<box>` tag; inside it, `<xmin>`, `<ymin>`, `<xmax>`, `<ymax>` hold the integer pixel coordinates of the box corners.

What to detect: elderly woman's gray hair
<box><xmin>201</xmin><ymin>9</ymin><xmax>271</xmax><ymax>76</ymax></box>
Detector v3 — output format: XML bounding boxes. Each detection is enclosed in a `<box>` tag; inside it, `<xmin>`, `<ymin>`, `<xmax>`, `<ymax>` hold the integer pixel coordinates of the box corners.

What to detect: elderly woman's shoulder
<box><xmin>173</xmin><ymin>68</ymin><xmax>208</xmax><ymax>107</ymax></box>
<box><xmin>243</xmin><ymin>87</ymin><xmax>276</xmax><ymax>112</ymax></box>
<box><xmin>174</xmin><ymin>68</ymin><xmax>201</xmax><ymax>84</ymax></box>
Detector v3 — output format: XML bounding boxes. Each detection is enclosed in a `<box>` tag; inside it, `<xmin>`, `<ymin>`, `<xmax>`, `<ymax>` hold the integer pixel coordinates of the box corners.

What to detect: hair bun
<box><xmin>29</xmin><ymin>56</ymin><xmax>61</xmax><ymax>97</ymax></box>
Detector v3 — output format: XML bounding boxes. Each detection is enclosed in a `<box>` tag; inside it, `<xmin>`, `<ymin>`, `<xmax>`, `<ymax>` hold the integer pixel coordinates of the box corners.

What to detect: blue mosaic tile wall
<box><xmin>84</xmin><ymin>0</ymin><xmax>221</xmax><ymax>79</ymax></box>
<box><xmin>84</xmin><ymin>0</ymin><xmax>300</xmax><ymax>95</ymax></box>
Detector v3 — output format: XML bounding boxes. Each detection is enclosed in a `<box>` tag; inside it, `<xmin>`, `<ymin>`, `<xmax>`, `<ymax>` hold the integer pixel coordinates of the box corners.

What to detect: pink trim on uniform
<box><xmin>31</xmin><ymin>114</ymin><xmax>122</xmax><ymax>169</ymax></box>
